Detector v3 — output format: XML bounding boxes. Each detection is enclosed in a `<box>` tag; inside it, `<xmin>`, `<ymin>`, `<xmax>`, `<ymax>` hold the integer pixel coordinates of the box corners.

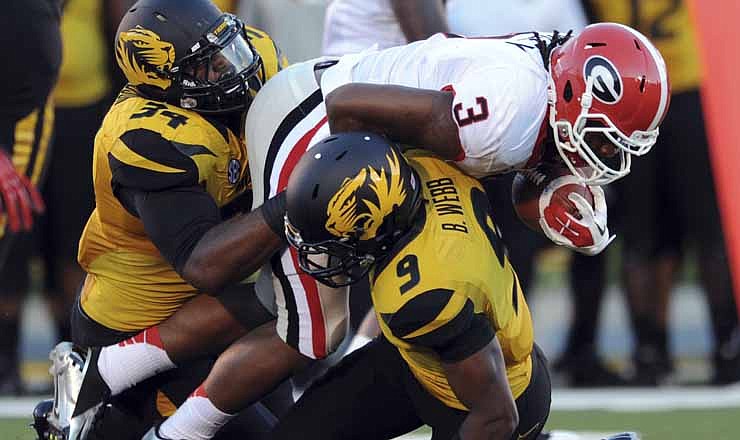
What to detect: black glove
<box><xmin>261</xmin><ymin>191</ymin><xmax>287</xmax><ymax>239</ymax></box>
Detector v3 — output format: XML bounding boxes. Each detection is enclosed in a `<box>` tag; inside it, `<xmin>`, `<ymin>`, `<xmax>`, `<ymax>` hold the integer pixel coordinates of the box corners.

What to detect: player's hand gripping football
<box><xmin>538</xmin><ymin>180</ymin><xmax>615</xmax><ymax>256</ymax></box>
<box><xmin>0</xmin><ymin>148</ymin><xmax>44</xmax><ymax>232</ymax></box>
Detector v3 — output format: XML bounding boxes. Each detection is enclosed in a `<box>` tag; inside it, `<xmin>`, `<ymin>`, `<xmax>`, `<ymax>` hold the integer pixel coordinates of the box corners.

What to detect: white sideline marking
<box><xmin>2</xmin><ymin>385</ymin><xmax>740</xmax><ymax>419</ymax></box>
<box><xmin>552</xmin><ymin>383</ymin><xmax>740</xmax><ymax>411</ymax></box>
<box><xmin>396</xmin><ymin>430</ymin><xmax>615</xmax><ymax>440</ymax></box>
<box><xmin>0</xmin><ymin>397</ymin><xmax>43</xmax><ymax>418</ymax></box>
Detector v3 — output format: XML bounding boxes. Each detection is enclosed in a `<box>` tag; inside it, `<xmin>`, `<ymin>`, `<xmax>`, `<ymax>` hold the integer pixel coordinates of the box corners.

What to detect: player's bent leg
<box><xmin>271</xmin><ymin>337</ymin><xmax>424</xmax><ymax>440</ymax></box>
<box><xmin>156</xmin><ymin>256</ymin><xmax>356</xmax><ymax>440</ymax></box>
<box><xmin>69</xmin><ymin>283</ymin><xmax>271</xmax><ymax>438</ymax></box>
<box><xmin>155</xmin><ymin>321</ymin><xmax>308</xmax><ymax>440</ymax></box>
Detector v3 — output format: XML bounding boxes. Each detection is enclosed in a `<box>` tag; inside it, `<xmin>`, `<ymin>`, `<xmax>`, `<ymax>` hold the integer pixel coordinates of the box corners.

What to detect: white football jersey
<box><xmin>322</xmin><ymin>0</ymin><xmax>407</xmax><ymax>56</ymax></box>
<box><xmin>321</xmin><ymin>33</ymin><xmax>550</xmax><ymax>177</ymax></box>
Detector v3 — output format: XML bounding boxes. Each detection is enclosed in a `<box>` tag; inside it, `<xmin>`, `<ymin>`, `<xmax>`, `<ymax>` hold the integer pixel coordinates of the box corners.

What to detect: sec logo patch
<box><xmin>228</xmin><ymin>158</ymin><xmax>241</xmax><ymax>185</ymax></box>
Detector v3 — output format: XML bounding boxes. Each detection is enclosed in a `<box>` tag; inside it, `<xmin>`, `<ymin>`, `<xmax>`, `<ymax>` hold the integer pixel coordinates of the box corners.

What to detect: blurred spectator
<box><xmin>446</xmin><ymin>0</ymin><xmax>587</xmax><ymax>37</ymax></box>
<box><xmin>584</xmin><ymin>0</ymin><xmax>740</xmax><ymax>385</ymax></box>
<box><xmin>237</xmin><ymin>0</ymin><xmax>327</xmax><ymax>61</ymax></box>
<box><xmin>323</xmin><ymin>0</ymin><xmax>447</xmax><ymax>56</ymax></box>
<box><xmin>0</xmin><ymin>0</ymin><xmax>62</xmax><ymax>394</ymax></box>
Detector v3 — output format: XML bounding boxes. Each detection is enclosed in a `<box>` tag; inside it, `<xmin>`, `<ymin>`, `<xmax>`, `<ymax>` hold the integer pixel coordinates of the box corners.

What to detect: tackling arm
<box><xmin>124</xmin><ymin>186</ymin><xmax>284</xmax><ymax>294</ymax></box>
<box><xmin>181</xmin><ymin>205</ymin><xmax>283</xmax><ymax>293</ymax></box>
<box><xmin>443</xmin><ymin>338</ymin><xmax>519</xmax><ymax>440</ymax></box>
<box><xmin>325</xmin><ymin>83</ymin><xmax>464</xmax><ymax>159</ymax></box>
<box><xmin>390</xmin><ymin>0</ymin><xmax>449</xmax><ymax>42</ymax></box>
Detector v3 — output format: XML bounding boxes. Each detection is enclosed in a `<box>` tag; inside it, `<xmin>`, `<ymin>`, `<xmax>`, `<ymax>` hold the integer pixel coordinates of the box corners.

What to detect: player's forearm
<box><xmin>325</xmin><ymin>83</ymin><xmax>462</xmax><ymax>159</ymax></box>
<box><xmin>390</xmin><ymin>0</ymin><xmax>449</xmax><ymax>42</ymax></box>
<box><xmin>182</xmin><ymin>208</ymin><xmax>282</xmax><ymax>294</ymax></box>
<box><xmin>444</xmin><ymin>339</ymin><xmax>518</xmax><ymax>440</ymax></box>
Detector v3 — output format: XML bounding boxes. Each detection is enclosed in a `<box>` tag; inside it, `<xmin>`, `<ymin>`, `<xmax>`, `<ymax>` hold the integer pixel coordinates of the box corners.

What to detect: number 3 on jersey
<box><xmin>454</xmin><ymin>96</ymin><xmax>489</xmax><ymax>127</ymax></box>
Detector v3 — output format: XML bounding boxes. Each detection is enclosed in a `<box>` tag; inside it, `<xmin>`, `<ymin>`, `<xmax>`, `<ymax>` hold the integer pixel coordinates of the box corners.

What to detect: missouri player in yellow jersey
<box><xmin>38</xmin><ymin>1</ymin><xmax>298</xmax><ymax>439</ymax></box>
<box><xmin>276</xmin><ymin>132</ymin><xmax>551</xmax><ymax>440</ymax></box>
<box><xmin>582</xmin><ymin>1</ymin><xmax>740</xmax><ymax>385</ymax></box>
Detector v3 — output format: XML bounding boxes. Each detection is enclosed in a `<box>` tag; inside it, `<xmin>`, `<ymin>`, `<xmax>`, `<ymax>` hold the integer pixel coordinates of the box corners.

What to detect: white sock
<box><xmin>97</xmin><ymin>326</ymin><xmax>176</xmax><ymax>395</ymax></box>
<box><xmin>159</xmin><ymin>385</ymin><xmax>235</xmax><ymax>440</ymax></box>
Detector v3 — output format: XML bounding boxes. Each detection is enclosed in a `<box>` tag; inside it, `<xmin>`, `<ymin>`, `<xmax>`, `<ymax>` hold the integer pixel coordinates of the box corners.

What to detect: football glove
<box><xmin>539</xmin><ymin>184</ymin><xmax>615</xmax><ymax>256</ymax></box>
<box><xmin>0</xmin><ymin>148</ymin><xmax>44</xmax><ymax>232</ymax></box>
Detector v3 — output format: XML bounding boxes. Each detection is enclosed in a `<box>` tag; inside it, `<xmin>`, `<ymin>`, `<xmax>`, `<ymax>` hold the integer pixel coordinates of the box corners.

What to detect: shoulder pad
<box><xmin>109</xmin><ymin>128</ymin><xmax>215</xmax><ymax>192</ymax></box>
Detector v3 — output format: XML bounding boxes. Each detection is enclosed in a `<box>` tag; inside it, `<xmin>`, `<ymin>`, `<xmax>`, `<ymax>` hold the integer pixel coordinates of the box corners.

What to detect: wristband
<box><xmin>261</xmin><ymin>192</ymin><xmax>287</xmax><ymax>239</ymax></box>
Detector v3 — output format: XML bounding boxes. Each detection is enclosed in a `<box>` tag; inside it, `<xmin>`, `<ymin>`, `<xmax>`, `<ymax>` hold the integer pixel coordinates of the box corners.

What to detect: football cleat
<box><xmin>31</xmin><ymin>398</ymin><xmax>67</xmax><ymax>440</ymax></box>
<box><xmin>68</xmin><ymin>346</ymin><xmax>110</xmax><ymax>440</ymax></box>
<box><xmin>48</xmin><ymin>342</ymin><xmax>88</xmax><ymax>438</ymax></box>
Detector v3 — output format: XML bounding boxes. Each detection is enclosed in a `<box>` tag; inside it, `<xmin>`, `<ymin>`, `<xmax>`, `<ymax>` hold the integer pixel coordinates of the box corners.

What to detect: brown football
<box><xmin>511</xmin><ymin>164</ymin><xmax>594</xmax><ymax>233</ymax></box>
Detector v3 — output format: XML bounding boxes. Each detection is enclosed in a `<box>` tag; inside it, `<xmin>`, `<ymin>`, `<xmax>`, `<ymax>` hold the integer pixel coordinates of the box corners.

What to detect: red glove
<box><xmin>0</xmin><ymin>148</ymin><xmax>44</xmax><ymax>232</ymax></box>
<box><xmin>538</xmin><ymin>179</ymin><xmax>615</xmax><ymax>256</ymax></box>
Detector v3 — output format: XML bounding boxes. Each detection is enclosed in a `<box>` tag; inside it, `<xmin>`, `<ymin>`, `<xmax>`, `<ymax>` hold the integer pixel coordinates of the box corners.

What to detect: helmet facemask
<box><xmin>285</xmin><ymin>179</ymin><xmax>423</xmax><ymax>289</ymax></box>
<box><xmin>172</xmin><ymin>14</ymin><xmax>264</xmax><ymax>114</ymax></box>
<box><xmin>549</xmin><ymin>74</ymin><xmax>659</xmax><ymax>186</ymax></box>
<box><xmin>285</xmin><ymin>217</ymin><xmax>376</xmax><ymax>288</ymax></box>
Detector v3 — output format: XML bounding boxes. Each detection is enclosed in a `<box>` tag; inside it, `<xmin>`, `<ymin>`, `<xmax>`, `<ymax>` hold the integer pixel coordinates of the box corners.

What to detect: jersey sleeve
<box><xmin>448</xmin><ymin>66</ymin><xmax>548</xmax><ymax>178</ymax></box>
<box><xmin>108</xmin><ymin>128</ymin><xmax>208</xmax><ymax>192</ymax></box>
<box><xmin>381</xmin><ymin>288</ymin><xmax>495</xmax><ymax>362</ymax></box>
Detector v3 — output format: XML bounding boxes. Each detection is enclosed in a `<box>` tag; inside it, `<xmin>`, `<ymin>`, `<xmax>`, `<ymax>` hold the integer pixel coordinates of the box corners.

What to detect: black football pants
<box><xmin>271</xmin><ymin>336</ymin><xmax>551</xmax><ymax>440</ymax></box>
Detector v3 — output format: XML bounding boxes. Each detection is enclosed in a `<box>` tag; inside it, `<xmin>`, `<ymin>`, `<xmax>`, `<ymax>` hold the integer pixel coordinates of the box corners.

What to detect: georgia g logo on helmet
<box><xmin>325</xmin><ymin>149</ymin><xmax>408</xmax><ymax>241</ymax></box>
<box><xmin>116</xmin><ymin>26</ymin><xmax>176</xmax><ymax>90</ymax></box>
<box><xmin>583</xmin><ymin>56</ymin><xmax>623</xmax><ymax>104</ymax></box>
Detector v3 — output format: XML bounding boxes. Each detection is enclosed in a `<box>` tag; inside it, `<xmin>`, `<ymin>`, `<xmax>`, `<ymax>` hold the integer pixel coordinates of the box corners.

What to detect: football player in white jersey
<box><xmin>253</xmin><ymin>23</ymin><xmax>668</xmax><ymax>257</ymax></box>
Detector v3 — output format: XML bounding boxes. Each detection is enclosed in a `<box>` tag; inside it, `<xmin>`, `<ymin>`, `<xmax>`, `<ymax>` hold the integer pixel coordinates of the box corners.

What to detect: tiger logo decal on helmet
<box><xmin>116</xmin><ymin>26</ymin><xmax>175</xmax><ymax>90</ymax></box>
<box><xmin>325</xmin><ymin>149</ymin><xmax>408</xmax><ymax>241</ymax></box>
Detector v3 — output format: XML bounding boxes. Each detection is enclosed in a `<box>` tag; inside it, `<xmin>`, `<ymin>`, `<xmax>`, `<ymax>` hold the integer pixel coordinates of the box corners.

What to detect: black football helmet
<box><xmin>115</xmin><ymin>0</ymin><xmax>264</xmax><ymax>114</ymax></box>
<box><xmin>285</xmin><ymin>132</ymin><xmax>423</xmax><ymax>287</ymax></box>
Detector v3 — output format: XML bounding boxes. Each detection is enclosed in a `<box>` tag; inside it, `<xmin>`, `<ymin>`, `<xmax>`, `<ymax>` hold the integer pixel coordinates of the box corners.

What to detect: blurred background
<box><xmin>1</xmin><ymin>0</ymin><xmax>739</xmax><ymax>439</ymax></box>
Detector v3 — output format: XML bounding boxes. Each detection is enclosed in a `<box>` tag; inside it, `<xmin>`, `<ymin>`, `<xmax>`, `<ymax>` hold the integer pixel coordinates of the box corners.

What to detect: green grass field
<box><xmin>547</xmin><ymin>408</ymin><xmax>740</xmax><ymax>439</ymax></box>
<box><xmin>3</xmin><ymin>408</ymin><xmax>739</xmax><ymax>439</ymax></box>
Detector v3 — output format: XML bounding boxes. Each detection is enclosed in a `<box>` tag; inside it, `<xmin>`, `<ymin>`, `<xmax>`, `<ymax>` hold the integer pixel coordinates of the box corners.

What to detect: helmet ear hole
<box><xmin>312</xmin><ymin>184</ymin><xmax>320</xmax><ymax>200</ymax></box>
<box><xmin>563</xmin><ymin>80</ymin><xmax>574</xmax><ymax>102</ymax></box>
<box><xmin>639</xmin><ymin>75</ymin><xmax>647</xmax><ymax>93</ymax></box>
<box><xmin>335</xmin><ymin>150</ymin><xmax>348</xmax><ymax>161</ymax></box>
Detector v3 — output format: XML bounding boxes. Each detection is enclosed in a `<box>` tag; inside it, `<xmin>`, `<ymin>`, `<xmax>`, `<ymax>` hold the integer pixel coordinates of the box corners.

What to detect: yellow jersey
<box><xmin>370</xmin><ymin>151</ymin><xmax>534</xmax><ymax>410</ymax></box>
<box><xmin>55</xmin><ymin>0</ymin><xmax>111</xmax><ymax>107</ymax></box>
<box><xmin>78</xmin><ymin>27</ymin><xmax>287</xmax><ymax>331</ymax></box>
<box><xmin>586</xmin><ymin>0</ymin><xmax>701</xmax><ymax>93</ymax></box>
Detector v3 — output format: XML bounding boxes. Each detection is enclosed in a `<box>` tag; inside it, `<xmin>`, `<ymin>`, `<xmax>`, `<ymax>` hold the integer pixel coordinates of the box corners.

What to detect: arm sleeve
<box><xmin>449</xmin><ymin>66</ymin><xmax>548</xmax><ymax>177</ymax></box>
<box><xmin>382</xmin><ymin>288</ymin><xmax>495</xmax><ymax>362</ymax></box>
<box><xmin>119</xmin><ymin>185</ymin><xmax>221</xmax><ymax>274</ymax></box>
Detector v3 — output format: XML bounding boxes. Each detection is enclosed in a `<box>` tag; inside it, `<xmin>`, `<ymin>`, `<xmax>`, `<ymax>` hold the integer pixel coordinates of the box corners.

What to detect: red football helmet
<box><xmin>548</xmin><ymin>23</ymin><xmax>671</xmax><ymax>185</ymax></box>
